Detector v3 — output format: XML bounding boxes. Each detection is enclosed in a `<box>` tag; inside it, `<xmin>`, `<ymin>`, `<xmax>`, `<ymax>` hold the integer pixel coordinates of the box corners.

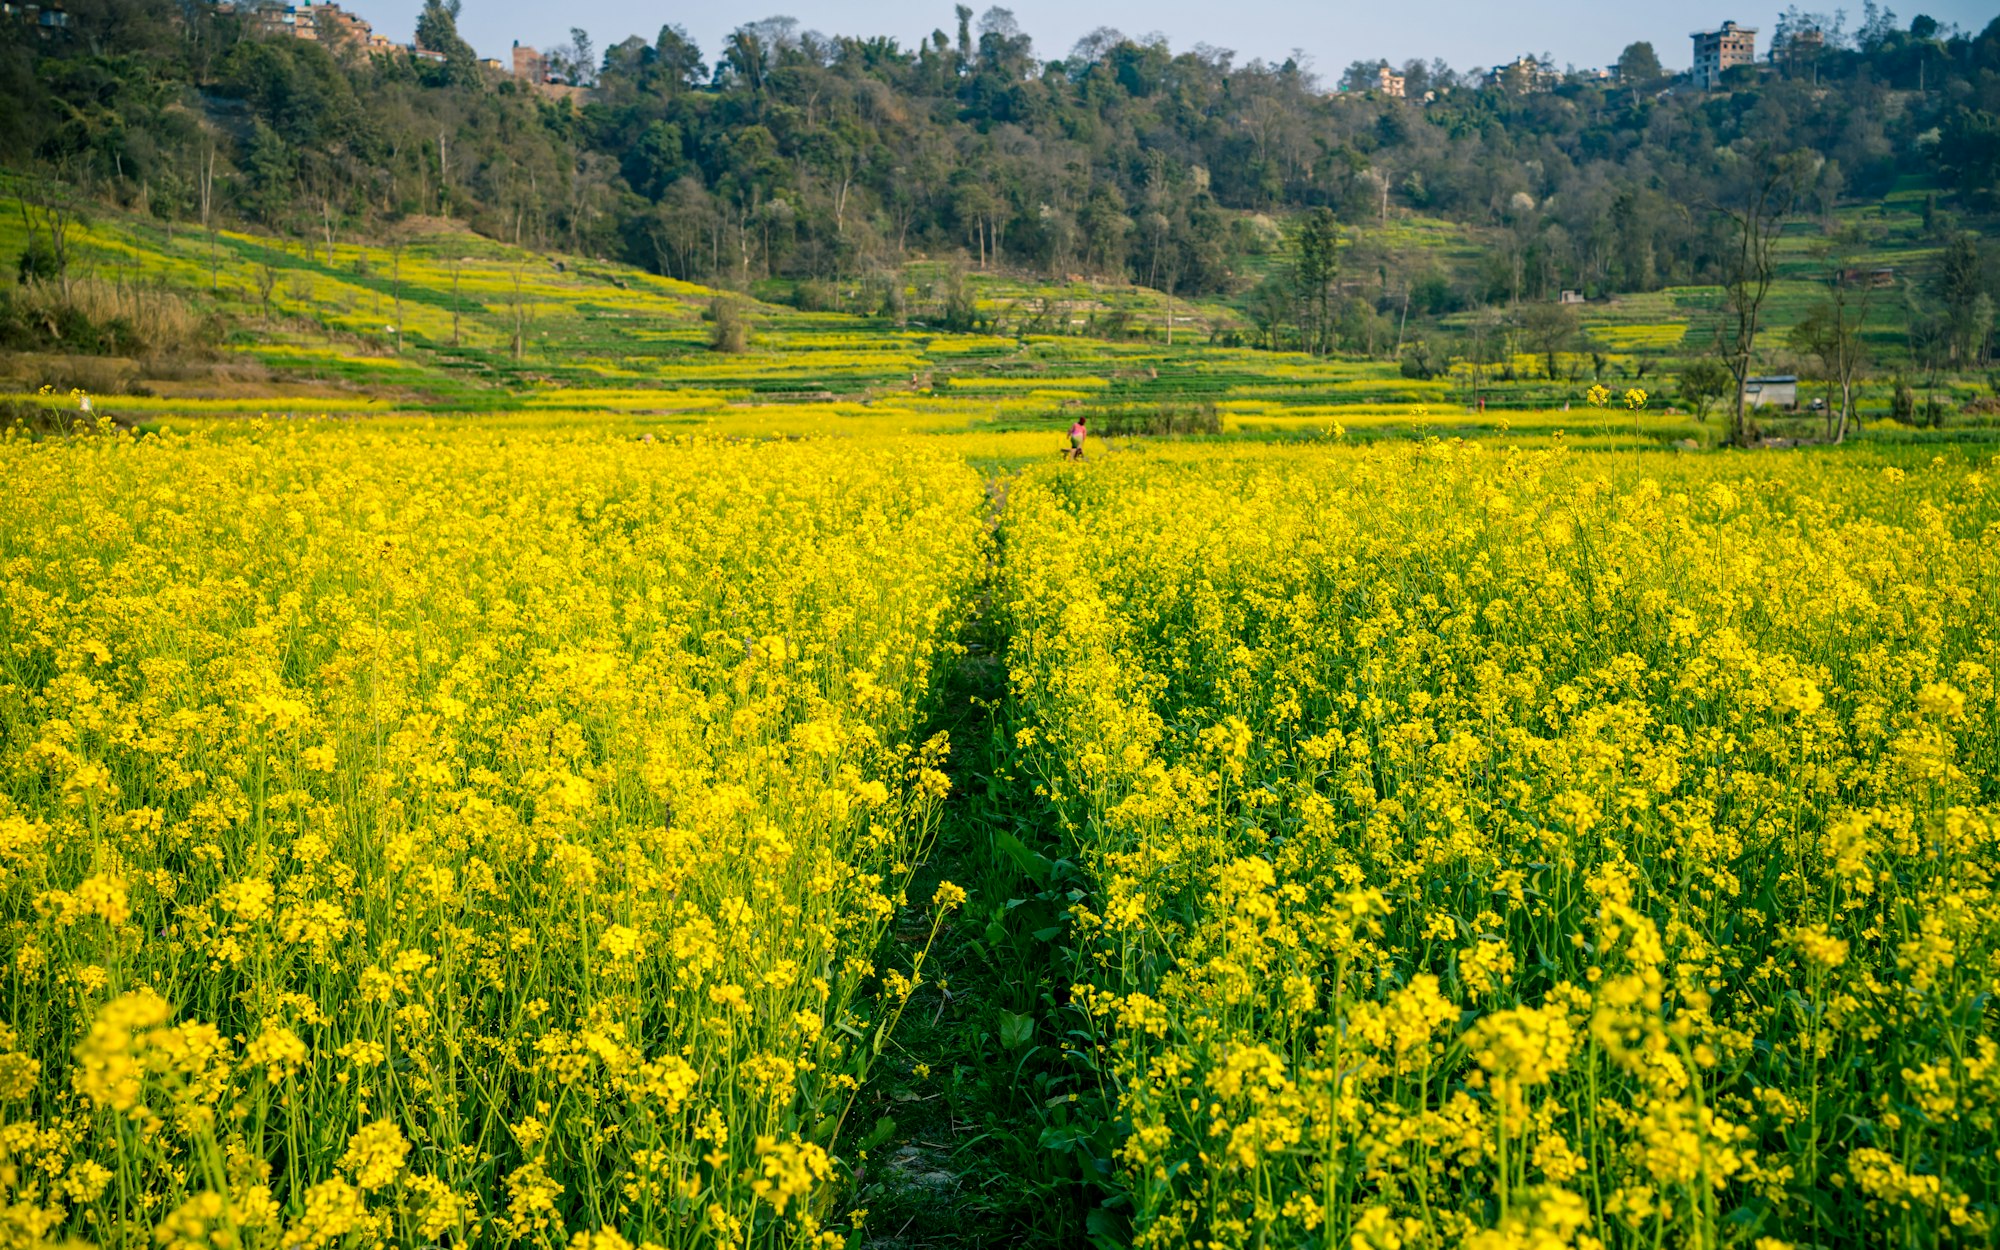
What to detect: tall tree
<box><xmin>1933</xmin><ymin>233</ymin><xmax>1991</xmax><ymax>365</ymax></box>
<box><xmin>654</xmin><ymin>25</ymin><xmax>707</xmax><ymax>90</ymax></box>
<box><xmin>414</xmin><ymin>0</ymin><xmax>482</xmax><ymax>89</ymax></box>
<box><xmin>1615</xmin><ymin>42</ymin><xmax>1663</xmax><ymax>84</ymax></box>
<box><xmin>1789</xmin><ymin>252</ymin><xmax>1874</xmax><ymax>442</ymax></box>
<box><xmin>1676</xmin><ymin>358</ymin><xmax>1736</xmax><ymax>424</ymax></box>
<box><xmin>1712</xmin><ymin>150</ymin><xmax>1805</xmax><ymax>445</ymax></box>
<box><xmin>1293</xmin><ymin>207</ymin><xmax>1340</xmax><ymax>356</ymax></box>
<box><xmin>1517</xmin><ymin>301</ymin><xmax>1580</xmax><ymax>379</ymax></box>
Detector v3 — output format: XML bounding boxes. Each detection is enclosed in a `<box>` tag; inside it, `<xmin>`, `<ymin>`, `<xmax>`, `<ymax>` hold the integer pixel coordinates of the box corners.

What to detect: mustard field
<box><xmin>1006</xmin><ymin>443</ymin><xmax>2000</xmax><ymax>1249</ymax></box>
<box><xmin>3</xmin><ymin>424</ymin><xmax>2000</xmax><ymax>1249</ymax></box>
<box><xmin>0</xmin><ymin>426</ymin><xmax>987</xmax><ymax>1248</ymax></box>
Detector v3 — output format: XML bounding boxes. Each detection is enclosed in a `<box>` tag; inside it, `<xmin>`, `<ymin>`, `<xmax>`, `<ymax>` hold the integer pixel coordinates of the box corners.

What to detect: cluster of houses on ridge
<box><xmin>1359</xmin><ymin>20</ymin><xmax>1813</xmax><ymax>100</ymax></box>
<box><xmin>11</xmin><ymin>4</ymin><xmax>1831</xmax><ymax>107</ymax></box>
<box><xmin>213</xmin><ymin>2</ymin><xmax>587</xmax><ymax>100</ymax></box>
<box><xmin>2</xmin><ymin>1</ymin><xmax>584</xmax><ymax>100</ymax></box>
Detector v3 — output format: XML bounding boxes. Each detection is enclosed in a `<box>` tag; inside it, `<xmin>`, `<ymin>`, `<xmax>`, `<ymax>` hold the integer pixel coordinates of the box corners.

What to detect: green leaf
<box><xmin>994</xmin><ymin>831</ymin><xmax>1053</xmax><ymax>883</ymax></box>
<box><xmin>998</xmin><ymin>1009</ymin><xmax>1036</xmax><ymax>1049</ymax></box>
<box><xmin>859</xmin><ymin>1115</ymin><xmax>896</xmax><ymax>1152</ymax></box>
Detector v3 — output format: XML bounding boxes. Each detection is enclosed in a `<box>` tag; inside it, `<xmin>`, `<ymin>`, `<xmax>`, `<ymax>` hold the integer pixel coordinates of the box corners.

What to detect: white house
<box><xmin>1742</xmin><ymin>375</ymin><xmax>1797</xmax><ymax>409</ymax></box>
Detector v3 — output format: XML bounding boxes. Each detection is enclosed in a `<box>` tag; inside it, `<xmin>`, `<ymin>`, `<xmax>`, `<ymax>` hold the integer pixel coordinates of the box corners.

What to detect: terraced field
<box><xmin>2</xmin><ymin>191</ymin><xmax>1993</xmax><ymax>449</ymax></box>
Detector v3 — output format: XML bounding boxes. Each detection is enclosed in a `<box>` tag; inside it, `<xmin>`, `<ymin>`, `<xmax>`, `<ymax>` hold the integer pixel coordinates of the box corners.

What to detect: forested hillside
<box><xmin>3</xmin><ymin>1</ymin><xmax>1999</xmax><ymax>371</ymax></box>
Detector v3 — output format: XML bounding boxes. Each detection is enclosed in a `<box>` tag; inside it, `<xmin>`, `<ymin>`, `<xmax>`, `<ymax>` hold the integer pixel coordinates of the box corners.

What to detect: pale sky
<box><xmin>356</xmin><ymin>0</ymin><xmax>1996</xmax><ymax>77</ymax></box>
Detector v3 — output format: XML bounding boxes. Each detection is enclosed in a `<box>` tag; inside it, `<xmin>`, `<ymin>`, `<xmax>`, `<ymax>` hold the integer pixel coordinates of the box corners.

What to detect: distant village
<box><xmin>3</xmin><ymin>3</ymin><xmax>1826</xmax><ymax>106</ymax></box>
<box><xmin>211</xmin><ymin>1</ymin><xmax>594</xmax><ymax>101</ymax></box>
<box><xmin>1368</xmin><ymin>21</ymin><xmax>1784</xmax><ymax>99</ymax></box>
<box><xmin>1</xmin><ymin>0</ymin><xmax>590</xmax><ymax>100</ymax></box>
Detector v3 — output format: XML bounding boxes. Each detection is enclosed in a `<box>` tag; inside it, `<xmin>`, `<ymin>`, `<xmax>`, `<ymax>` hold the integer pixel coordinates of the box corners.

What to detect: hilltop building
<box><xmin>511</xmin><ymin>41</ymin><xmax>588</xmax><ymax>102</ymax></box>
<box><xmin>1</xmin><ymin>3</ymin><xmax>71</xmax><ymax>30</ymax></box>
<box><xmin>1691</xmin><ymin>21</ymin><xmax>1757</xmax><ymax>89</ymax></box>
<box><xmin>1486</xmin><ymin>54</ymin><xmax>1558</xmax><ymax>93</ymax></box>
<box><xmin>241</xmin><ymin>2</ymin><xmax>372</xmax><ymax>47</ymax></box>
<box><xmin>223</xmin><ymin>2</ymin><xmax>445</xmax><ymax>62</ymax></box>
<box><xmin>1776</xmin><ymin>26</ymin><xmax>1825</xmax><ymax>60</ymax></box>
<box><xmin>1773</xmin><ymin>23</ymin><xmax>1828</xmax><ymax>77</ymax></box>
<box><xmin>512</xmin><ymin>42</ymin><xmax>547</xmax><ymax>83</ymax></box>
<box><xmin>1376</xmin><ymin>65</ymin><xmax>1405</xmax><ymax>98</ymax></box>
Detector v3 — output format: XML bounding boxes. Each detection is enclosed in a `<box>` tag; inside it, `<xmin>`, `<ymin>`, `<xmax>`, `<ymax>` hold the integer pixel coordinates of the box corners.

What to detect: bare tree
<box><xmin>1517</xmin><ymin>301</ymin><xmax>1580</xmax><ymax>380</ymax></box>
<box><xmin>1463</xmin><ymin>304</ymin><xmax>1502</xmax><ymax>409</ymax></box>
<box><xmin>1789</xmin><ymin>243</ymin><xmax>1875</xmax><ymax>443</ymax></box>
<box><xmin>390</xmin><ymin>238</ymin><xmax>405</xmax><ymax>354</ymax></box>
<box><xmin>510</xmin><ymin>262</ymin><xmax>531</xmax><ymax>362</ymax></box>
<box><xmin>255</xmin><ymin>255</ymin><xmax>278</xmax><ymax>316</ymax></box>
<box><xmin>446</xmin><ymin>255</ymin><xmax>465</xmax><ymax>348</ymax></box>
<box><xmin>198</xmin><ymin>143</ymin><xmax>220</xmax><ymax>293</ymax></box>
<box><xmin>1710</xmin><ymin>149</ymin><xmax>1805</xmax><ymax>445</ymax></box>
<box><xmin>19</xmin><ymin>182</ymin><xmax>78</xmax><ymax>297</ymax></box>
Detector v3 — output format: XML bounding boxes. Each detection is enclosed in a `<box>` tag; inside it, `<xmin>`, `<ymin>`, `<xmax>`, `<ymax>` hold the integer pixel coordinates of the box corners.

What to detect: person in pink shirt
<box><xmin>1066</xmin><ymin>415</ymin><xmax>1087</xmax><ymax>460</ymax></box>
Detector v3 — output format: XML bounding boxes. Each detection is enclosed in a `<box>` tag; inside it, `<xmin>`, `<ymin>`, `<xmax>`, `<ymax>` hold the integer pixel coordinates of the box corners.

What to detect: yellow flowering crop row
<box><xmin>1003</xmin><ymin>441</ymin><xmax>2000</xmax><ymax>1249</ymax></box>
<box><xmin>0</xmin><ymin>426</ymin><xmax>987</xmax><ymax>1248</ymax></box>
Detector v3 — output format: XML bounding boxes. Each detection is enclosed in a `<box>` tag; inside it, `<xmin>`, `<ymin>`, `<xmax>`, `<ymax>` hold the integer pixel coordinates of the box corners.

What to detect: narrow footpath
<box><xmin>850</xmin><ymin>476</ymin><xmax>1121</xmax><ymax>1250</ymax></box>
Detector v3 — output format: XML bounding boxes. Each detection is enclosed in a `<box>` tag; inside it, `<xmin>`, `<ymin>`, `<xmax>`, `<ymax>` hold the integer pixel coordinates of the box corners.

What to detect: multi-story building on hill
<box><xmin>509</xmin><ymin>42</ymin><xmax>589</xmax><ymax>102</ymax></box>
<box><xmin>237</xmin><ymin>2</ymin><xmax>376</xmax><ymax>49</ymax></box>
<box><xmin>512</xmin><ymin>42</ymin><xmax>548</xmax><ymax>84</ymax></box>
<box><xmin>1691</xmin><ymin>21</ymin><xmax>1757</xmax><ymax>89</ymax></box>
<box><xmin>1486</xmin><ymin>54</ymin><xmax>1557</xmax><ymax>93</ymax></box>
<box><xmin>233</xmin><ymin>2</ymin><xmax>452</xmax><ymax>64</ymax></box>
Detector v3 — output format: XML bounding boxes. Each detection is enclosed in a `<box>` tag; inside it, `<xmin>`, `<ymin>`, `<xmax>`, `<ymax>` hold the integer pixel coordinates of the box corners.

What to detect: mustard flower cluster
<box><xmin>0</xmin><ymin>424</ymin><xmax>987</xmax><ymax>1248</ymax></box>
<box><xmin>1004</xmin><ymin>441</ymin><xmax>2000</xmax><ymax>1249</ymax></box>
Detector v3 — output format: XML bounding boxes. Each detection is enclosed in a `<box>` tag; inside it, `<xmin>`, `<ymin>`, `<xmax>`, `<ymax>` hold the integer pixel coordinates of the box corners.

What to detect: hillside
<box><xmin>5</xmin><ymin>182</ymin><xmax>1992</xmax><ymax>452</ymax></box>
<box><xmin>4</xmin><ymin>3</ymin><xmax>1998</xmax><ymax>354</ymax></box>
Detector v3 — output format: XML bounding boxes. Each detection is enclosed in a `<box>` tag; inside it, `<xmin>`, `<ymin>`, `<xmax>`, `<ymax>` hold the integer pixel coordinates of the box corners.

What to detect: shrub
<box><xmin>708</xmin><ymin>295</ymin><xmax>750</xmax><ymax>353</ymax></box>
<box><xmin>789</xmin><ymin>279</ymin><xmax>837</xmax><ymax>312</ymax></box>
<box><xmin>15</xmin><ymin>237</ymin><xmax>62</xmax><ymax>284</ymax></box>
<box><xmin>1399</xmin><ymin>340</ymin><xmax>1443</xmax><ymax>379</ymax></box>
<box><xmin>28</xmin><ymin>356</ymin><xmax>138</xmax><ymax>395</ymax></box>
<box><xmin>1087</xmin><ymin>401</ymin><xmax>1221</xmax><ymax>437</ymax></box>
<box><xmin>939</xmin><ymin>284</ymin><xmax>980</xmax><ymax>333</ymax></box>
<box><xmin>1675</xmin><ymin>358</ymin><xmax>1735</xmax><ymax>423</ymax></box>
<box><xmin>0</xmin><ymin>279</ymin><xmax>211</xmax><ymax>359</ymax></box>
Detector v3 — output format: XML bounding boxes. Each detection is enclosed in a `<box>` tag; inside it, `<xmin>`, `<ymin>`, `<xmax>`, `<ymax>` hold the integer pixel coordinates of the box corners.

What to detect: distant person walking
<box><xmin>1067</xmin><ymin>416</ymin><xmax>1087</xmax><ymax>460</ymax></box>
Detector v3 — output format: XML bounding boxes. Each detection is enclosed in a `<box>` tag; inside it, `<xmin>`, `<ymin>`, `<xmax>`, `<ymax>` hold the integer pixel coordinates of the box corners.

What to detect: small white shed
<box><xmin>1742</xmin><ymin>375</ymin><xmax>1798</xmax><ymax>409</ymax></box>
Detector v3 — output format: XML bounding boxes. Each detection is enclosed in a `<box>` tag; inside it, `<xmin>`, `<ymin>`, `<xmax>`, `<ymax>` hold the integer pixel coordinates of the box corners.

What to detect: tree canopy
<box><xmin>1</xmin><ymin>1</ymin><xmax>1996</xmax><ymax>309</ymax></box>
